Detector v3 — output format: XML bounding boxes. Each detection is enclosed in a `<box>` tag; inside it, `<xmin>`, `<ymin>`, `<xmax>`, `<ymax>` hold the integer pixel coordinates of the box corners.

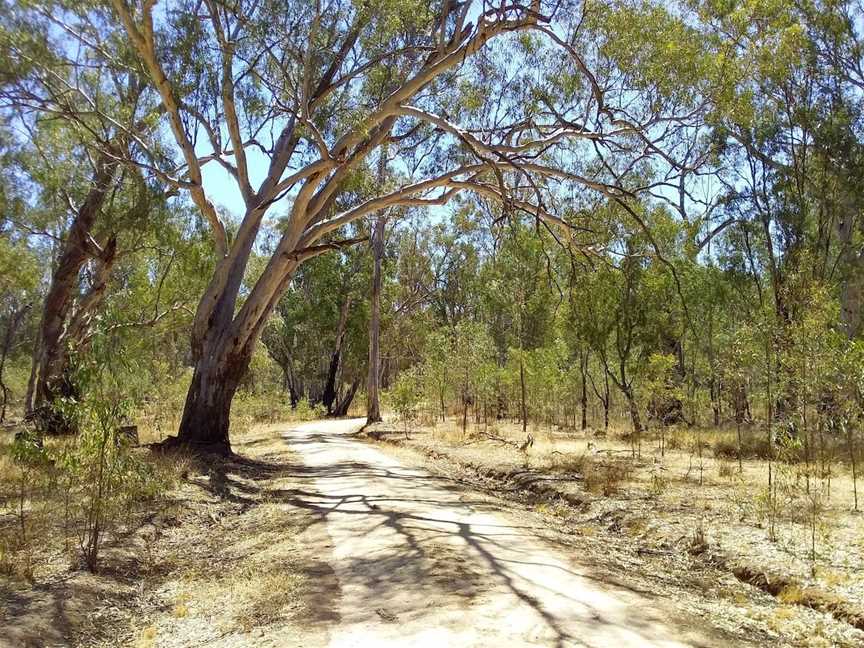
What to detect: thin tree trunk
<box><xmin>462</xmin><ymin>388</ymin><xmax>468</xmax><ymax>435</ymax></box>
<box><xmin>0</xmin><ymin>303</ymin><xmax>30</xmax><ymax>422</ymax></box>
<box><xmin>838</xmin><ymin>197</ymin><xmax>863</xmax><ymax>339</ymax></box>
<box><xmin>625</xmin><ymin>388</ymin><xmax>643</xmax><ymax>434</ymax></box>
<box><xmin>579</xmin><ymin>350</ymin><xmax>588</xmax><ymax>431</ymax></box>
<box><xmin>366</xmin><ymin>215</ymin><xmax>385</xmax><ymax>425</ymax></box>
<box><xmin>519</xmin><ymin>353</ymin><xmax>528</xmax><ymax>434</ymax></box>
<box><xmin>286</xmin><ymin>352</ymin><xmax>300</xmax><ymax>407</ymax></box>
<box><xmin>603</xmin><ymin>370</ymin><xmax>610</xmax><ymax>431</ymax></box>
<box><xmin>847</xmin><ymin>421</ymin><xmax>858</xmax><ymax>512</ymax></box>
<box><xmin>24</xmin><ymin>334</ymin><xmax>39</xmax><ymax>415</ymax></box>
<box><xmin>710</xmin><ymin>375</ymin><xmax>721</xmax><ymax>427</ymax></box>
<box><xmin>621</xmin><ymin>384</ymin><xmax>642</xmax><ymax>458</ymax></box>
<box><xmin>323</xmin><ymin>294</ymin><xmax>352</xmax><ymax>414</ymax></box>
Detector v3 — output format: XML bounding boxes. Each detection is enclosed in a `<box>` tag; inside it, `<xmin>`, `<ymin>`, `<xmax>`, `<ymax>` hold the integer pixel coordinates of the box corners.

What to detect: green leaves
<box><xmin>587</xmin><ymin>0</ymin><xmax>714</xmax><ymax>105</ymax></box>
<box><xmin>387</xmin><ymin>364</ymin><xmax>423</xmax><ymax>430</ymax></box>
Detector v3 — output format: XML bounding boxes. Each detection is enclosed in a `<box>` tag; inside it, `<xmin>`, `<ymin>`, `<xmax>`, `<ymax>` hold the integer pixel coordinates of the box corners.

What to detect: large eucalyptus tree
<box><xmin>7</xmin><ymin>0</ymin><xmax>701</xmax><ymax>452</ymax></box>
<box><xmin>117</xmin><ymin>0</ymin><xmax>706</xmax><ymax>452</ymax></box>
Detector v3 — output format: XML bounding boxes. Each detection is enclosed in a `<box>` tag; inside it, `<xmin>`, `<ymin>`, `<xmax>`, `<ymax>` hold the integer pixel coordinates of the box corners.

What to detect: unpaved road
<box><xmin>286</xmin><ymin>419</ymin><xmax>718</xmax><ymax>648</ymax></box>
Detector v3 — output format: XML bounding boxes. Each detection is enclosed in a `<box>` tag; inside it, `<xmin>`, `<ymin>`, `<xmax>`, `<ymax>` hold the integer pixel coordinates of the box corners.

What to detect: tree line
<box><xmin>0</xmin><ymin>0</ymin><xmax>862</xmax><ymax>469</ymax></box>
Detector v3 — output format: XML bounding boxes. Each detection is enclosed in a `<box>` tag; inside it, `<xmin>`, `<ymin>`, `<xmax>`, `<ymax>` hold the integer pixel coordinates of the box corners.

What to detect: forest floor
<box><xmin>3</xmin><ymin>417</ymin><xmax>861</xmax><ymax>646</ymax></box>
<box><xmin>0</xmin><ymin>423</ymin><xmax>336</xmax><ymax>648</ymax></box>
<box><xmin>363</xmin><ymin>416</ymin><xmax>864</xmax><ymax>647</ymax></box>
<box><xmin>280</xmin><ymin>418</ymin><xmax>726</xmax><ymax>647</ymax></box>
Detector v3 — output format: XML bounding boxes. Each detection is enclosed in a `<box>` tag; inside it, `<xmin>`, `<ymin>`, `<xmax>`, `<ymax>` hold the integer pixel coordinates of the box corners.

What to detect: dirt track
<box><xmin>286</xmin><ymin>418</ymin><xmax>719</xmax><ymax>648</ymax></box>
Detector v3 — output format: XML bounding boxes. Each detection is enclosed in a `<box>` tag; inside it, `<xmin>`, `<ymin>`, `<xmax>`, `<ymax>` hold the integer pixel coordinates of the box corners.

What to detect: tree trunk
<box><xmin>174</xmin><ymin>342</ymin><xmax>251</xmax><ymax>454</ymax></box>
<box><xmin>174</xmin><ymin>246</ymin><xmax>312</xmax><ymax>452</ymax></box>
<box><xmin>285</xmin><ymin>353</ymin><xmax>302</xmax><ymax>407</ymax></box>
<box><xmin>620</xmin><ymin>384</ymin><xmax>642</xmax><ymax>458</ymax></box>
<box><xmin>1</xmin><ymin>303</ymin><xmax>30</xmax><ymax>422</ymax></box>
<box><xmin>366</xmin><ymin>216</ymin><xmax>385</xmax><ymax>425</ymax></box>
<box><xmin>579</xmin><ymin>351</ymin><xmax>588</xmax><ymax>431</ymax></box>
<box><xmin>323</xmin><ymin>295</ymin><xmax>352</xmax><ymax>414</ymax></box>
<box><xmin>838</xmin><ymin>194</ymin><xmax>863</xmax><ymax>339</ymax></box>
<box><xmin>625</xmin><ymin>389</ymin><xmax>642</xmax><ymax>433</ymax></box>
<box><xmin>286</xmin><ymin>355</ymin><xmax>301</xmax><ymax>407</ymax></box>
<box><xmin>519</xmin><ymin>353</ymin><xmax>528</xmax><ymax>434</ymax></box>
<box><xmin>603</xmin><ymin>370</ymin><xmax>610</xmax><ymax>431</ymax></box>
<box><xmin>332</xmin><ymin>379</ymin><xmax>359</xmax><ymax>417</ymax></box>
<box><xmin>31</xmin><ymin>156</ymin><xmax>119</xmax><ymax>433</ymax></box>
<box><xmin>710</xmin><ymin>375</ymin><xmax>721</xmax><ymax>427</ymax></box>
<box><xmin>462</xmin><ymin>381</ymin><xmax>469</xmax><ymax>435</ymax></box>
<box><xmin>840</xmin><ymin>262</ymin><xmax>863</xmax><ymax>338</ymax></box>
<box><xmin>24</xmin><ymin>335</ymin><xmax>38</xmax><ymax>415</ymax></box>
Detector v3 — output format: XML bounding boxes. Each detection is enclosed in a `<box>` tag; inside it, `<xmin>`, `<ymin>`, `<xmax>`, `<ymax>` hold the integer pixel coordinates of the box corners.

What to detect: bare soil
<box><xmin>6</xmin><ymin>417</ymin><xmax>857</xmax><ymax>647</ymax></box>
<box><xmin>363</xmin><ymin>416</ymin><xmax>864</xmax><ymax>647</ymax></box>
<box><xmin>285</xmin><ymin>418</ymin><xmax>731</xmax><ymax>647</ymax></box>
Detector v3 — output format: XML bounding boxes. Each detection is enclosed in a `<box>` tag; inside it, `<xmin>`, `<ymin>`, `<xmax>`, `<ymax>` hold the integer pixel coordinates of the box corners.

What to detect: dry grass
<box><xmin>0</xmin><ymin>421</ymin><xmax>193</xmax><ymax>583</ymax></box>
<box><xmin>717</xmin><ymin>460</ymin><xmax>737</xmax><ymax>479</ymax></box>
<box><xmin>778</xmin><ymin>583</ymin><xmax>807</xmax><ymax>605</ymax></box>
<box><xmin>367</xmin><ymin>413</ymin><xmax>864</xmax><ymax>647</ymax></box>
<box><xmin>226</xmin><ymin>564</ymin><xmax>305</xmax><ymax>631</ymax></box>
<box><xmin>582</xmin><ymin>457</ymin><xmax>631</xmax><ymax>496</ymax></box>
<box><xmin>135</xmin><ymin>389</ymin><xmax>303</xmax><ymax>446</ymax></box>
<box><xmin>134</xmin><ymin>626</ymin><xmax>158</xmax><ymax>648</ymax></box>
<box><xmin>125</xmin><ymin>423</ymin><xmax>333</xmax><ymax>647</ymax></box>
<box><xmin>1</xmin><ymin>416</ymin><xmax>326</xmax><ymax>648</ymax></box>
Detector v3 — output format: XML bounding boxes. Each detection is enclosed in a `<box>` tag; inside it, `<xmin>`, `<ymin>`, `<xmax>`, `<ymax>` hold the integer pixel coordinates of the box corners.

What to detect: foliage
<box><xmin>387</xmin><ymin>366</ymin><xmax>423</xmax><ymax>434</ymax></box>
<box><xmin>0</xmin><ymin>0</ymin><xmax>863</xmax><ymax>582</ymax></box>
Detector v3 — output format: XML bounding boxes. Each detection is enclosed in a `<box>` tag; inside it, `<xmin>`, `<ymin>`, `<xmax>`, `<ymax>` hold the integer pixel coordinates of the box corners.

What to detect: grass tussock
<box><xmin>228</xmin><ymin>564</ymin><xmax>306</xmax><ymax>631</ymax></box>
<box><xmin>711</xmin><ymin>434</ymin><xmax>774</xmax><ymax>461</ymax></box>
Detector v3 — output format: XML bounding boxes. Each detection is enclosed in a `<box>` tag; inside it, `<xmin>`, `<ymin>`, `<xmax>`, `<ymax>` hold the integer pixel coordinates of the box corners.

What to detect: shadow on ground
<box><xmin>193</xmin><ymin>425</ymin><xmax>717</xmax><ymax>648</ymax></box>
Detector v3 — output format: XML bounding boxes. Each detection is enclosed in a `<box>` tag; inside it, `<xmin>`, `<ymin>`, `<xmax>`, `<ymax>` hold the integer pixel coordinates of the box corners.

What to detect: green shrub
<box><xmin>387</xmin><ymin>367</ymin><xmax>423</xmax><ymax>436</ymax></box>
<box><xmin>53</xmin><ymin>396</ymin><xmax>171</xmax><ymax>571</ymax></box>
<box><xmin>293</xmin><ymin>397</ymin><xmax>326</xmax><ymax>421</ymax></box>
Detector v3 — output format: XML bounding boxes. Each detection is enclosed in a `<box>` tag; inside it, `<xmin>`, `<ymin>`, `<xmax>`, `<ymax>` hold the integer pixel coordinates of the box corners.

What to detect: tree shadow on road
<box><xmin>192</xmin><ymin>426</ymin><xmax>719</xmax><ymax>648</ymax></box>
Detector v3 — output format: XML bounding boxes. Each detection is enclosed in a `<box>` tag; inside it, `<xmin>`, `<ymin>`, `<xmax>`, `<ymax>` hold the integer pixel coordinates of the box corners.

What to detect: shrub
<box><xmin>548</xmin><ymin>451</ymin><xmax>587</xmax><ymax>474</ymax></box>
<box><xmin>3</xmin><ymin>428</ymin><xmax>53</xmax><ymax>579</ymax></box>
<box><xmin>712</xmin><ymin>432</ymin><xmax>775</xmax><ymax>461</ymax></box>
<box><xmin>53</xmin><ymin>396</ymin><xmax>172</xmax><ymax>571</ymax></box>
<box><xmin>649</xmin><ymin>464</ymin><xmax>669</xmax><ymax>497</ymax></box>
<box><xmin>387</xmin><ymin>367</ymin><xmax>423</xmax><ymax>436</ymax></box>
<box><xmin>582</xmin><ymin>457</ymin><xmax>631</xmax><ymax>496</ymax></box>
<box><xmin>666</xmin><ymin>431</ymin><xmax>687</xmax><ymax>451</ymax></box>
<box><xmin>292</xmin><ymin>397</ymin><xmax>326</xmax><ymax>421</ymax></box>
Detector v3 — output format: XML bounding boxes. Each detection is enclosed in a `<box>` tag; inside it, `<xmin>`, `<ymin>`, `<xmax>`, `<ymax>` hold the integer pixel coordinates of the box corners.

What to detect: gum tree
<box><xmin>12</xmin><ymin>0</ymin><xmax>700</xmax><ymax>452</ymax></box>
<box><xmin>0</xmin><ymin>7</ymin><xmax>176</xmax><ymax>430</ymax></box>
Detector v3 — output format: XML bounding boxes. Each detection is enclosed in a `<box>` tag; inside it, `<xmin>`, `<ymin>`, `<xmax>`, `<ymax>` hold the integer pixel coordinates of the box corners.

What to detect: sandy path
<box><xmin>285</xmin><ymin>419</ymin><xmax>717</xmax><ymax>648</ymax></box>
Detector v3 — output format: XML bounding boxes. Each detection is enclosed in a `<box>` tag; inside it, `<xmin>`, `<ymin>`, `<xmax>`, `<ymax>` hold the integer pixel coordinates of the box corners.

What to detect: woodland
<box><xmin>2</xmin><ymin>0</ymin><xmax>864</xmax><ymax>646</ymax></box>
